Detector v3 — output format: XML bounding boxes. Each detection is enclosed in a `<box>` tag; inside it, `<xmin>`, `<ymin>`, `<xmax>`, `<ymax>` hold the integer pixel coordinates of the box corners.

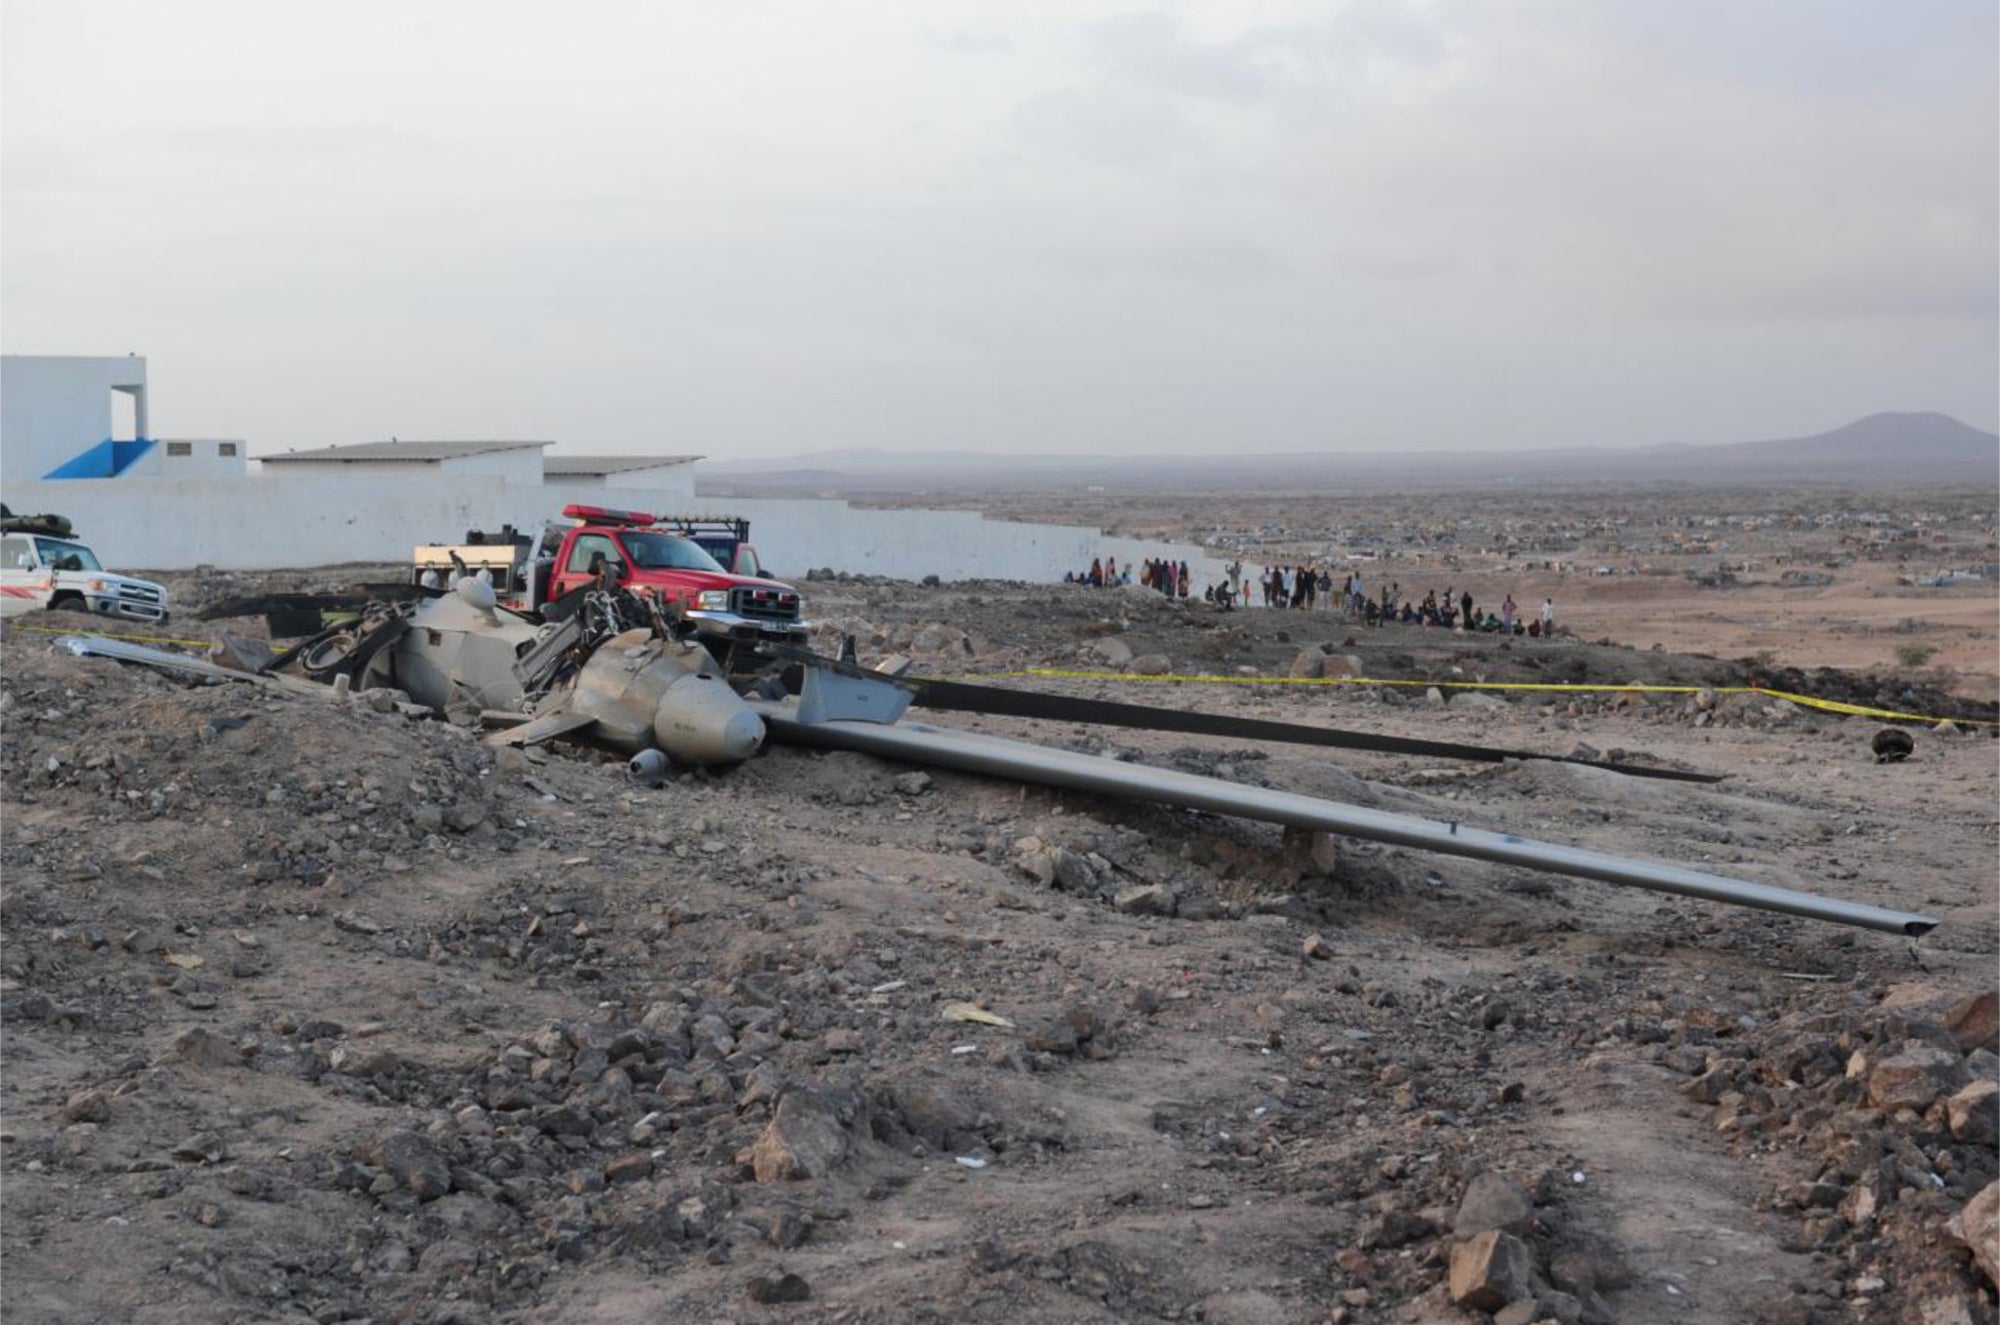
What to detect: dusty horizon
<box><xmin>5</xmin><ymin>1</ymin><xmax>1996</xmax><ymax>456</ymax></box>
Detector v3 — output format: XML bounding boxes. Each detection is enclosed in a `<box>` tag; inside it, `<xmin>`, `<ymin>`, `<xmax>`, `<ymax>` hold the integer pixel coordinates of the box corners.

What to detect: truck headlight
<box><xmin>696</xmin><ymin>590</ymin><xmax>730</xmax><ymax>610</ymax></box>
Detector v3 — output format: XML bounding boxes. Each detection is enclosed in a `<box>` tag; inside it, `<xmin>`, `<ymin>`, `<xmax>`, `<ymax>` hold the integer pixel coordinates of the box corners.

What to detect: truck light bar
<box><xmin>562</xmin><ymin>503</ymin><xmax>656</xmax><ymax>527</ymax></box>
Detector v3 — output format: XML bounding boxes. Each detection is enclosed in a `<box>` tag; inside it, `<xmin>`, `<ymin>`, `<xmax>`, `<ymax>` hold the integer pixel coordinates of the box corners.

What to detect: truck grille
<box><xmin>731</xmin><ymin>586</ymin><xmax>800</xmax><ymax>623</ymax></box>
<box><xmin>117</xmin><ymin>584</ymin><xmax>163</xmax><ymax>605</ymax></box>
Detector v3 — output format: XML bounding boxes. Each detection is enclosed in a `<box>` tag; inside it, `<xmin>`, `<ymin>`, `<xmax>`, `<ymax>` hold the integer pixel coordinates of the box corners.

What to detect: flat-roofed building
<box><xmin>256</xmin><ymin>439</ymin><xmax>552</xmax><ymax>486</ymax></box>
<box><xmin>542</xmin><ymin>453</ymin><xmax>702</xmax><ymax>505</ymax></box>
<box><xmin>2</xmin><ymin>355</ymin><xmax>249</xmax><ymax>480</ymax></box>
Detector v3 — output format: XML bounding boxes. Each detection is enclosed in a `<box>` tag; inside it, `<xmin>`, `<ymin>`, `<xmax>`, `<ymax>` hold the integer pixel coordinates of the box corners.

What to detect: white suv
<box><xmin>1</xmin><ymin>528</ymin><xmax>171</xmax><ymax>624</ymax></box>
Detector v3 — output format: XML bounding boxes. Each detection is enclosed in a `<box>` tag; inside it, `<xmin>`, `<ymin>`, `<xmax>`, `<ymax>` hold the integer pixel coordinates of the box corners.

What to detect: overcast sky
<box><xmin>4</xmin><ymin>0</ymin><xmax>1994</xmax><ymax>458</ymax></box>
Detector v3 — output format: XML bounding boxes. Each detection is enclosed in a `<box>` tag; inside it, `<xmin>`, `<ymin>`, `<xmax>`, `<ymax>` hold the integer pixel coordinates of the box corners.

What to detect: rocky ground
<box><xmin>2</xmin><ymin>578</ymin><xmax>1996</xmax><ymax>1325</ymax></box>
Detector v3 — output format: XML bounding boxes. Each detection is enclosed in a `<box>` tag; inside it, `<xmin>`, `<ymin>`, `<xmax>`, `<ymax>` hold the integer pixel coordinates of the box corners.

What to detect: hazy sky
<box><xmin>4</xmin><ymin>1</ymin><xmax>1995</xmax><ymax>457</ymax></box>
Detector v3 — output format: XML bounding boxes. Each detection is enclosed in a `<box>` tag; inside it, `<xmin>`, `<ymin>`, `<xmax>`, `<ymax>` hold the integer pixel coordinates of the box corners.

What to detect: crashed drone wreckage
<box><xmin>54</xmin><ymin>578</ymin><xmax>1937</xmax><ymax>938</ymax></box>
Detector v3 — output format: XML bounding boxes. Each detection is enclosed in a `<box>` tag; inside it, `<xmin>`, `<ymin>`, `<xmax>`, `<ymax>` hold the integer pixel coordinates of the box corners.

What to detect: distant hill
<box><xmin>697</xmin><ymin>413</ymin><xmax>2000</xmax><ymax>496</ymax></box>
<box><xmin>1665</xmin><ymin>412</ymin><xmax>1997</xmax><ymax>479</ymax></box>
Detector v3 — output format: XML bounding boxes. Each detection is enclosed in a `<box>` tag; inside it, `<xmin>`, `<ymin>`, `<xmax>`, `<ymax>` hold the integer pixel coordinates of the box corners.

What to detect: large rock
<box><xmin>1449</xmin><ymin>1230</ymin><xmax>1536</xmax><ymax>1312</ymax></box>
<box><xmin>1454</xmin><ymin>1170</ymin><xmax>1535</xmax><ymax>1238</ymax></box>
<box><xmin>1128</xmin><ymin>654</ymin><xmax>1172</xmax><ymax>676</ymax></box>
<box><xmin>1027</xmin><ymin>1002</ymin><xmax>1111</xmax><ymax>1058</ymax></box>
<box><xmin>879</xmin><ymin>1077</ymin><xmax>978</xmax><ymax>1152</ymax></box>
<box><xmin>168</xmin><ymin>1027</ymin><xmax>243</xmax><ymax>1069</ymax></box>
<box><xmin>747</xmin><ymin>1272</ymin><xmax>812</xmax><ymax>1304</ymax></box>
<box><xmin>60</xmin><ymin>1089</ymin><xmax>112</xmax><ymax>1123</ymax></box>
<box><xmin>1051</xmin><ymin>849</ymin><xmax>1098</xmax><ymax>893</ymax></box>
<box><xmin>377</xmin><ymin>1131</ymin><xmax>452</xmax><ymax>1201</ymax></box>
<box><xmin>1947</xmin><ymin>1080</ymin><xmax>1998</xmax><ymax>1146</ymax></box>
<box><xmin>1289</xmin><ymin>648</ymin><xmax>1329</xmax><ymax>679</ymax></box>
<box><xmin>1013</xmin><ymin>848</ymin><xmax>1057</xmax><ymax>888</ymax></box>
<box><xmin>1944</xmin><ymin>991</ymin><xmax>1999</xmax><ymax>1054</ymax></box>
<box><xmin>1453</xmin><ymin>691</ymin><xmax>1508</xmax><ymax>711</ymax></box>
<box><xmin>1323</xmin><ymin>653</ymin><xmax>1366</xmax><ymax>679</ymax></box>
<box><xmin>1912</xmin><ymin>1290</ymin><xmax>1984</xmax><ymax>1325</ymax></box>
<box><xmin>1868</xmin><ymin>1044</ymin><xmax>1969</xmax><ymax>1111</ymax></box>
<box><xmin>1281</xmin><ymin>825</ymin><xmax>1341</xmax><ymax>874</ymax></box>
<box><xmin>1195</xmin><ymin>1290</ymin><xmax>1291</xmax><ymax>1325</ymax></box>
<box><xmin>1952</xmin><ymin>1181</ymin><xmax>2000</xmax><ymax>1288</ymax></box>
<box><xmin>329</xmin><ymin>1044</ymin><xmax>402</xmax><ymax>1078</ymax></box>
<box><xmin>1113</xmin><ymin>885</ymin><xmax>1175</xmax><ymax>917</ymax></box>
<box><xmin>1088</xmin><ymin>637</ymin><xmax>1134</xmax><ymax>667</ymax></box>
<box><xmin>750</xmin><ymin>1090</ymin><xmax>852</xmax><ymax>1182</ymax></box>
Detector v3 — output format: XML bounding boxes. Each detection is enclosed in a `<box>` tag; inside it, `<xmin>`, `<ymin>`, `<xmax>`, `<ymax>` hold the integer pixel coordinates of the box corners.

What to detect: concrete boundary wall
<box><xmin>2</xmin><ymin>475</ymin><xmax>1232</xmax><ymax>588</ymax></box>
<box><xmin>724</xmin><ymin>497</ymin><xmax>1229</xmax><ymax>588</ymax></box>
<box><xmin>6</xmin><ymin>474</ymin><xmax>529</xmax><ymax>569</ymax></box>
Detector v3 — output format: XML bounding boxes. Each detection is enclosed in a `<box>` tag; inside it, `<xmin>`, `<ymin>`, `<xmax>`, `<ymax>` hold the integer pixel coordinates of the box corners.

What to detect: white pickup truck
<box><xmin>0</xmin><ymin>512</ymin><xmax>171</xmax><ymax>624</ymax></box>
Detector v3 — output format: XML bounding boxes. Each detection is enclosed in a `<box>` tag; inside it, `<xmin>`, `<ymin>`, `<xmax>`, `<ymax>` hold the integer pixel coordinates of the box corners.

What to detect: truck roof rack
<box><xmin>0</xmin><ymin>510</ymin><xmax>75</xmax><ymax>538</ymax></box>
<box><xmin>653</xmin><ymin>516</ymin><xmax>750</xmax><ymax>540</ymax></box>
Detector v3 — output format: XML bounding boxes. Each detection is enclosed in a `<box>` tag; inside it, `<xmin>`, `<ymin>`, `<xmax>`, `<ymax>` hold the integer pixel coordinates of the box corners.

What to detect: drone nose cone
<box><xmin>651</xmin><ymin>673</ymin><xmax>766</xmax><ymax>766</ymax></box>
<box><xmin>718</xmin><ymin>709</ymin><xmax>765</xmax><ymax>763</ymax></box>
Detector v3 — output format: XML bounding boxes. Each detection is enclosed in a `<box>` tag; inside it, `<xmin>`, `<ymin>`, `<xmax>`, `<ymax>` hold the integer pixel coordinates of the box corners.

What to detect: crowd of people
<box><xmin>1241</xmin><ymin>565</ymin><xmax>1559</xmax><ymax>634</ymax></box>
<box><xmin>1065</xmin><ymin>555</ymin><xmax>1194</xmax><ymax>597</ymax></box>
<box><xmin>1066</xmin><ymin>556</ymin><xmax>1560</xmax><ymax>636</ymax></box>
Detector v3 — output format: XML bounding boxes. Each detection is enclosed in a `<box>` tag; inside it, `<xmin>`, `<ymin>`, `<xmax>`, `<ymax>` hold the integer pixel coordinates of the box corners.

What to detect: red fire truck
<box><xmin>414</xmin><ymin>505</ymin><xmax>806</xmax><ymax>647</ymax></box>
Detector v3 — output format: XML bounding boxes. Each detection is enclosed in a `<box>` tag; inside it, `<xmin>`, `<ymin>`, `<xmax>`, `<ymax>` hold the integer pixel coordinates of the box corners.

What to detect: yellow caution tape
<box><xmin>980</xmin><ymin>668</ymin><xmax>1997</xmax><ymax>728</ymax></box>
<box><xmin>9</xmin><ymin>621</ymin><xmax>1990</xmax><ymax>728</ymax></box>
<box><xmin>3</xmin><ymin>623</ymin><xmax>214</xmax><ymax>651</ymax></box>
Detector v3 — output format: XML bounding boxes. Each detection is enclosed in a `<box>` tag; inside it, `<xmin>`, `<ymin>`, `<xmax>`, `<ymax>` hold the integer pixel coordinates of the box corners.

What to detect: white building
<box><xmin>1</xmin><ymin>354</ymin><xmax>245</xmax><ymax>480</ymax></box>
<box><xmin>258</xmin><ymin>439</ymin><xmax>553</xmax><ymax>485</ymax></box>
<box><xmin>542</xmin><ymin>453</ymin><xmax>702</xmax><ymax>499</ymax></box>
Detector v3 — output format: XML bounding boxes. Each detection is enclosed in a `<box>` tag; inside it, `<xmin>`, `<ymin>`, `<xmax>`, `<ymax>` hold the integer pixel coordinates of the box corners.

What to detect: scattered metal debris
<box><xmin>48</xmin><ymin>587</ymin><xmax>1940</xmax><ymax>936</ymax></box>
<box><xmin>56</xmin><ymin>635</ymin><xmax>263</xmax><ymax>686</ymax></box>
<box><xmin>755</xmin><ymin>656</ymin><xmax>1939</xmax><ymax>937</ymax></box>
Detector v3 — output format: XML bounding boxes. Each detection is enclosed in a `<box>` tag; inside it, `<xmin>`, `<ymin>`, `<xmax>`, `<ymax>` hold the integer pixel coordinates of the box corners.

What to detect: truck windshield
<box><xmin>33</xmin><ymin>538</ymin><xmax>101</xmax><ymax>572</ymax></box>
<box><xmin>618</xmin><ymin>532</ymin><xmax>724</xmax><ymax>572</ymax></box>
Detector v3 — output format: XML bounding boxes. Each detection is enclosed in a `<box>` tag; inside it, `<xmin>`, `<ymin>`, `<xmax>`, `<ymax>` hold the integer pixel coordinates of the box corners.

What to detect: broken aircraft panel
<box><xmin>753</xmin><ymin>659</ymin><xmax>1938</xmax><ymax>938</ymax></box>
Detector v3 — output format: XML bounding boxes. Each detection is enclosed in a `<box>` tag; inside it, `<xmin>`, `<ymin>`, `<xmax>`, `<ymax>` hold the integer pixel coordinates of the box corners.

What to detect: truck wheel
<box><xmin>300</xmin><ymin>632</ymin><xmax>358</xmax><ymax>679</ymax></box>
<box><xmin>47</xmin><ymin>592</ymin><xmax>83</xmax><ymax>615</ymax></box>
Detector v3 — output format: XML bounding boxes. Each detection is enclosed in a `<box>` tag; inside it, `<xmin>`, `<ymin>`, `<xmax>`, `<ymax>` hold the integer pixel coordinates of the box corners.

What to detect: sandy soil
<box><xmin>1454</xmin><ymin>569</ymin><xmax>1998</xmax><ymax>702</ymax></box>
<box><xmin>1</xmin><ymin>578</ymin><xmax>1995</xmax><ymax>1325</ymax></box>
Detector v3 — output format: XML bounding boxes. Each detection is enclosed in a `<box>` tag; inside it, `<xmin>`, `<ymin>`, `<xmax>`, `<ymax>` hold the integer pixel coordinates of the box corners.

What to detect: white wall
<box><xmin>256</xmin><ymin>447</ymin><xmax>546</xmax><ymax>485</ymax></box>
<box><xmin>136</xmin><ymin>438</ymin><xmax>248</xmax><ymax>479</ymax></box>
<box><xmin>0</xmin><ymin>469</ymin><xmax>1230</xmax><ymax>591</ymax></box>
<box><xmin>253</xmin><ymin>460</ymin><xmax>405</xmax><ymax>478</ymax></box>
<box><xmin>540</xmin><ymin>469</ymin><xmax>698</xmax><ymax>508</ymax></box>
<box><xmin>1</xmin><ymin>355</ymin><xmax>147</xmax><ymax>478</ymax></box>
<box><xmin>438</xmin><ymin>448</ymin><xmax>546</xmax><ymax>484</ymax></box>
<box><xmin>3</xmin><ymin>359</ymin><xmax>1228</xmax><ymax>588</ymax></box>
<box><xmin>720</xmin><ymin>497</ymin><xmax>1231</xmax><ymax>588</ymax></box>
<box><xmin>604</xmin><ymin>463</ymin><xmax>699</xmax><ymax>498</ymax></box>
<box><xmin>4</xmin><ymin>472</ymin><xmax>526</xmax><ymax>569</ymax></box>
